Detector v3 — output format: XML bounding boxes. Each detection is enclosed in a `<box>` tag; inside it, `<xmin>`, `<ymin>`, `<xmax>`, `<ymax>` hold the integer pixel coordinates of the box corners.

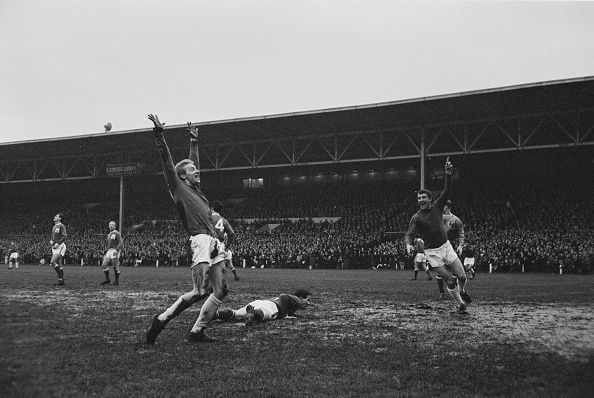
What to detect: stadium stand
<box><xmin>1</xmin><ymin>148</ymin><xmax>592</xmax><ymax>274</ymax></box>
<box><xmin>1</xmin><ymin>78</ymin><xmax>593</xmax><ymax>273</ymax></box>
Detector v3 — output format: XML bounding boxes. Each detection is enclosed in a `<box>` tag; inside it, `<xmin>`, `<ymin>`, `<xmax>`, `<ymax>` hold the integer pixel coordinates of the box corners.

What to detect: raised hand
<box><xmin>148</xmin><ymin>114</ymin><xmax>164</xmax><ymax>129</ymax></box>
<box><xmin>445</xmin><ymin>156</ymin><xmax>453</xmax><ymax>175</ymax></box>
<box><xmin>187</xmin><ymin>122</ymin><xmax>199</xmax><ymax>140</ymax></box>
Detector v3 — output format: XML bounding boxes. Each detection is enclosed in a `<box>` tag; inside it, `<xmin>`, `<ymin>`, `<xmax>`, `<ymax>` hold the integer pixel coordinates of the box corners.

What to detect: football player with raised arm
<box><xmin>145</xmin><ymin>115</ymin><xmax>226</xmax><ymax>344</ymax></box>
<box><xmin>405</xmin><ymin>158</ymin><xmax>472</xmax><ymax>314</ymax></box>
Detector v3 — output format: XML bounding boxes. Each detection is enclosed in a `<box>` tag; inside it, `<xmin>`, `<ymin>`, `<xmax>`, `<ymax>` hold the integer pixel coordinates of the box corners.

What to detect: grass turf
<box><xmin>1</xmin><ymin>265</ymin><xmax>592</xmax><ymax>397</ymax></box>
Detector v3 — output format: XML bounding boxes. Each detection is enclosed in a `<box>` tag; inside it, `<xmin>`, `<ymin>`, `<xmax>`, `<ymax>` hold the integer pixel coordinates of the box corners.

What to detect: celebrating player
<box><xmin>215</xmin><ymin>290</ymin><xmax>312</xmax><ymax>325</ymax></box>
<box><xmin>405</xmin><ymin>158</ymin><xmax>472</xmax><ymax>314</ymax></box>
<box><xmin>145</xmin><ymin>115</ymin><xmax>225</xmax><ymax>344</ymax></box>
<box><xmin>50</xmin><ymin>213</ymin><xmax>67</xmax><ymax>286</ymax></box>
<box><xmin>100</xmin><ymin>221</ymin><xmax>124</xmax><ymax>285</ymax></box>
<box><xmin>210</xmin><ymin>200</ymin><xmax>239</xmax><ymax>281</ymax></box>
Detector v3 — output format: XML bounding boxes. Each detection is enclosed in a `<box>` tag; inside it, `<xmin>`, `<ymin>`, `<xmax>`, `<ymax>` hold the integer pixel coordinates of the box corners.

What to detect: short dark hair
<box><xmin>444</xmin><ymin>200</ymin><xmax>452</xmax><ymax>208</ymax></box>
<box><xmin>212</xmin><ymin>200</ymin><xmax>224</xmax><ymax>212</ymax></box>
<box><xmin>56</xmin><ymin>213</ymin><xmax>64</xmax><ymax>220</ymax></box>
<box><xmin>294</xmin><ymin>289</ymin><xmax>311</xmax><ymax>299</ymax></box>
<box><xmin>417</xmin><ymin>189</ymin><xmax>432</xmax><ymax>199</ymax></box>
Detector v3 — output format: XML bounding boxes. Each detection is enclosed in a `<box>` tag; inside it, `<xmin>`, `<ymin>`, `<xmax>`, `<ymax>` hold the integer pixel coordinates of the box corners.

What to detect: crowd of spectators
<box><xmin>2</xmin><ymin>153</ymin><xmax>592</xmax><ymax>274</ymax></box>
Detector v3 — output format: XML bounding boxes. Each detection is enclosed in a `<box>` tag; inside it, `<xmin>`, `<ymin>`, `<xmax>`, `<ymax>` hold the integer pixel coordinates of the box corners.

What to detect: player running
<box><xmin>435</xmin><ymin>200</ymin><xmax>466</xmax><ymax>298</ymax></box>
<box><xmin>100</xmin><ymin>221</ymin><xmax>124</xmax><ymax>285</ymax></box>
<box><xmin>405</xmin><ymin>158</ymin><xmax>472</xmax><ymax>314</ymax></box>
<box><xmin>412</xmin><ymin>238</ymin><xmax>432</xmax><ymax>281</ymax></box>
<box><xmin>50</xmin><ymin>213</ymin><xmax>67</xmax><ymax>286</ymax></box>
<box><xmin>210</xmin><ymin>200</ymin><xmax>239</xmax><ymax>281</ymax></box>
<box><xmin>224</xmin><ymin>249</ymin><xmax>240</xmax><ymax>281</ymax></box>
<box><xmin>443</xmin><ymin>200</ymin><xmax>465</xmax><ymax>255</ymax></box>
<box><xmin>214</xmin><ymin>290</ymin><xmax>312</xmax><ymax>325</ymax></box>
<box><xmin>145</xmin><ymin>115</ymin><xmax>225</xmax><ymax>344</ymax></box>
<box><xmin>461</xmin><ymin>243</ymin><xmax>476</xmax><ymax>279</ymax></box>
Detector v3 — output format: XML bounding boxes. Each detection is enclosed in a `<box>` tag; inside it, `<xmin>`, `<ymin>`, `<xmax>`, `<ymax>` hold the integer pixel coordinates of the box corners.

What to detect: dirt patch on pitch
<box><xmin>2</xmin><ymin>290</ymin><xmax>593</xmax><ymax>362</ymax></box>
<box><xmin>0</xmin><ymin>289</ymin><xmax>173</xmax><ymax>315</ymax></box>
<box><xmin>304</xmin><ymin>298</ymin><xmax>594</xmax><ymax>362</ymax></box>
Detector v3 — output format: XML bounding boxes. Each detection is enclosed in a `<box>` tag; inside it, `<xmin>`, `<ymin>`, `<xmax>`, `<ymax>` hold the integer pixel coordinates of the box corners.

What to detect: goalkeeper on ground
<box><xmin>214</xmin><ymin>290</ymin><xmax>312</xmax><ymax>325</ymax></box>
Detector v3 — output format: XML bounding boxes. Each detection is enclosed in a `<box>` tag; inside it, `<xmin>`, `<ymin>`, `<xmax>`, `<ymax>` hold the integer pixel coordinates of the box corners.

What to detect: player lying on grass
<box><xmin>214</xmin><ymin>290</ymin><xmax>312</xmax><ymax>325</ymax></box>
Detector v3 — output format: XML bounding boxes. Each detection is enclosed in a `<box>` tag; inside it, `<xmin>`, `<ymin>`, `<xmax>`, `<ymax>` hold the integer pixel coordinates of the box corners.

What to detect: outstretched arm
<box><xmin>435</xmin><ymin>157</ymin><xmax>453</xmax><ymax>210</ymax></box>
<box><xmin>457</xmin><ymin>221</ymin><xmax>465</xmax><ymax>254</ymax></box>
<box><xmin>405</xmin><ymin>216</ymin><xmax>418</xmax><ymax>255</ymax></box>
<box><xmin>148</xmin><ymin>114</ymin><xmax>178</xmax><ymax>194</ymax></box>
<box><xmin>187</xmin><ymin>122</ymin><xmax>200</xmax><ymax>169</ymax></box>
<box><xmin>224</xmin><ymin>220</ymin><xmax>236</xmax><ymax>251</ymax></box>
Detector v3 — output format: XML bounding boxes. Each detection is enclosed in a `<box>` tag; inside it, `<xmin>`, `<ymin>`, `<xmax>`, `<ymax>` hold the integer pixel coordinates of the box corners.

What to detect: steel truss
<box><xmin>1</xmin><ymin>107</ymin><xmax>592</xmax><ymax>183</ymax></box>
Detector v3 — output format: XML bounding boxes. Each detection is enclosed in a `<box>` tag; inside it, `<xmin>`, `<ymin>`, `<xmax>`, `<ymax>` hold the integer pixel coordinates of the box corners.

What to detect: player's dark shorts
<box><xmin>273</xmin><ymin>294</ymin><xmax>295</xmax><ymax>318</ymax></box>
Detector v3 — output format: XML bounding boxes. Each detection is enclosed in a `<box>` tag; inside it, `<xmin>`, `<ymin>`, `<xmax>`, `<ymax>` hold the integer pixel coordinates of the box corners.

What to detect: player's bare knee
<box><xmin>187</xmin><ymin>291</ymin><xmax>202</xmax><ymax>304</ymax></box>
<box><xmin>213</xmin><ymin>285</ymin><xmax>228</xmax><ymax>299</ymax></box>
<box><xmin>196</xmin><ymin>286</ymin><xmax>211</xmax><ymax>298</ymax></box>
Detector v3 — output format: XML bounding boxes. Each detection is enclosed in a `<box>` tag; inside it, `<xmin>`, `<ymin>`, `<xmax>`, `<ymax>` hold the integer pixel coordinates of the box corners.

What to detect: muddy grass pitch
<box><xmin>1</xmin><ymin>266</ymin><xmax>592</xmax><ymax>397</ymax></box>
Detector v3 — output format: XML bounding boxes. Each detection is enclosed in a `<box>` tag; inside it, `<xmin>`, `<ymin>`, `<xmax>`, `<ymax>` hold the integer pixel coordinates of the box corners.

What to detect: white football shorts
<box><xmin>212</xmin><ymin>241</ymin><xmax>227</xmax><ymax>265</ymax></box>
<box><xmin>52</xmin><ymin>243</ymin><xmax>66</xmax><ymax>257</ymax></box>
<box><xmin>105</xmin><ymin>248</ymin><xmax>119</xmax><ymax>259</ymax></box>
<box><xmin>189</xmin><ymin>234</ymin><xmax>218</xmax><ymax>267</ymax></box>
<box><xmin>414</xmin><ymin>253</ymin><xmax>426</xmax><ymax>263</ymax></box>
<box><xmin>464</xmin><ymin>257</ymin><xmax>475</xmax><ymax>268</ymax></box>
<box><xmin>424</xmin><ymin>240</ymin><xmax>458</xmax><ymax>269</ymax></box>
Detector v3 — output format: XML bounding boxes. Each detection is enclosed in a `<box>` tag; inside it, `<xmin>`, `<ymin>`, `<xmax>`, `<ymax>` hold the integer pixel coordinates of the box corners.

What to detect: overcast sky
<box><xmin>1</xmin><ymin>1</ymin><xmax>593</xmax><ymax>144</ymax></box>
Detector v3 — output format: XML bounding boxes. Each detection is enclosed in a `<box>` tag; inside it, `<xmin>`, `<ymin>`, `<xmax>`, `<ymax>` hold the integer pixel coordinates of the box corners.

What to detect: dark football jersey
<box><xmin>153</xmin><ymin>128</ymin><xmax>216</xmax><ymax>237</ymax></box>
<box><xmin>106</xmin><ymin>230</ymin><xmax>123</xmax><ymax>250</ymax></box>
<box><xmin>271</xmin><ymin>294</ymin><xmax>303</xmax><ymax>318</ymax></box>
<box><xmin>443</xmin><ymin>213</ymin><xmax>464</xmax><ymax>245</ymax></box>
<box><xmin>462</xmin><ymin>246</ymin><xmax>475</xmax><ymax>258</ymax></box>
<box><xmin>211</xmin><ymin>211</ymin><xmax>234</xmax><ymax>244</ymax></box>
<box><xmin>51</xmin><ymin>223</ymin><xmax>67</xmax><ymax>244</ymax></box>
<box><xmin>405</xmin><ymin>175</ymin><xmax>451</xmax><ymax>249</ymax></box>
